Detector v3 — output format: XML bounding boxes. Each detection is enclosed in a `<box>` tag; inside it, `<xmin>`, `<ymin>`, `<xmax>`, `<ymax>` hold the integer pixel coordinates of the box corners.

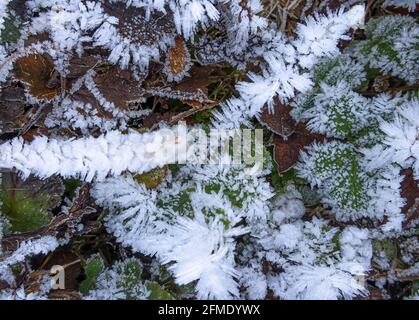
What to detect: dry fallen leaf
<box><xmin>0</xmin><ymin>86</ymin><xmax>27</xmax><ymax>134</ymax></box>
<box><xmin>259</xmin><ymin>100</ymin><xmax>297</xmax><ymax>139</ymax></box>
<box><xmin>400</xmin><ymin>168</ymin><xmax>419</xmax><ymax>228</ymax></box>
<box><xmin>146</xmin><ymin>65</ymin><xmax>218</xmax><ymax>104</ymax></box>
<box><xmin>13</xmin><ymin>54</ymin><xmax>60</xmax><ymax>100</ymax></box>
<box><xmin>93</xmin><ymin>66</ymin><xmax>145</xmax><ymax>109</ymax></box>
<box><xmin>385</xmin><ymin>5</ymin><xmax>419</xmax><ymax>15</ymax></box>
<box><xmin>167</xmin><ymin>35</ymin><xmax>190</xmax><ymax>78</ymax></box>
<box><xmin>273</xmin><ymin>124</ymin><xmax>325</xmax><ymax>173</ymax></box>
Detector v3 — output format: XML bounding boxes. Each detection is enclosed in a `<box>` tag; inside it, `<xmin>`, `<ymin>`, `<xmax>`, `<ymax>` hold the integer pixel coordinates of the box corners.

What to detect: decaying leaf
<box><xmin>385</xmin><ymin>5</ymin><xmax>419</xmax><ymax>15</ymax></box>
<box><xmin>400</xmin><ymin>168</ymin><xmax>419</xmax><ymax>228</ymax></box>
<box><xmin>259</xmin><ymin>100</ymin><xmax>297</xmax><ymax>139</ymax></box>
<box><xmin>273</xmin><ymin>124</ymin><xmax>325</xmax><ymax>173</ymax></box>
<box><xmin>142</xmin><ymin>111</ymin><xmax>177</xmax><ymax>128</ymax></box>
<box><xmin>66</xmin><ymin>54</ymin><xmax>100</xmax><ymax>81</ymax></box>
<box><xmin>93</xmin><ymin>66</ymin><xmax>145</xmax><ymax>109</ymax></box>
<box><xmin>13</xmin><ymin>54</ymin><xmax>60</xmax><ymax>101</ymax></box>
<box><xmin>146</xmin><ymin>66</ymin><xmax>218</xmax><ymax>104</ymax></box>
<box><xmin>166</xmin><ymin>35</ymin><xmax>191</xmax><ymax>81</ymax></box>
<box><xmin>48</xmin><ymin>290</ymin><xmax>81</xmax><ymax>300</ymax></box>
<box><xmin>102</xmin><ymin>2</ymin><xmax>176</xmax><ymax>47</ymax></box>
<box><xmin>21</xmin><ymin>127</ymin><xmax>50</xmax><ymax>142</ymax></box>
<box><xmin>0</xmin><ymin>86</ymin><xmax>27</xmax><ymax>134</ymax></box>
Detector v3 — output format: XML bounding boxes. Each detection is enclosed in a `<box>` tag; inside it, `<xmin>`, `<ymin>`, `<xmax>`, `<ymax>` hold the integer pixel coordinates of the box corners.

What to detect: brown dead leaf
<box><xmin>385</xmin><ymin>5</ymin><xmax>419</xmax><ymax>15</ymax></box>
<box><xmin>24</xmin><ymin>270</ymin><xmax>51</xmax><ymax>295</ymax></box>
<box><xmin>102</xmin><ymin>2</ymin><xmax>175</xmax><ymax>47</ymax></box>
<box><xmin>93</xmin><ymin>66</ymin><xmax>144</xmax><ymax>109</ymax></box>
<box><xmin>400</xmin><ymin>169</ymin><xmax>418</xmax><ymax>213</ymax></box>
<box><xmin>142</xmin><ymin>111</ymin><xmax>177</xmax><ymax>128</ymax></box>
<box><xmin>67</xmin><ymin>55</ymin><xmax>99</xmax><ymax>80</ymax></box>
<box><xmin>359</xmin><ymin>286</ymin><xmax>384</xmax><ymax>300</ymax></box>
<box><xmin>65</xmin><ymin>85</ymin><xmax>115</xmax><ymax>125</ymax></box>
<box><xmin>23</xmin><ymin>33</ymin><xmax>51</xmax><ymax>47</ymax></box>
<box><xmin>21</xmin><ymin>127</ymin><xmax>50</xmax><ymax>142</ymax></box>
<box><xmin>259</xmin><ymin>99</ymin><xmax>296</xmax><ymax>139</ymax></box>
<box><xmin>273</xmin><ymin>123</ymin><xmax>325</xmax><ymax>173</ymax></box>
<box><xmin>400</xmin><ymin>168</ymin><xmax>419</xmax><ymax>228</ymax></box>
<box><xmin>146</xmin><ymin>66</ymin><xmax>218</xmax><ymax>103</ymax></box>
<box><xmin>13</xmin><ymin>54</ymin><xmax>60</xmax><ymax>100</ymax></box>
<box><xmin>48</xmin><ymin>290</ymin><xmax>81</xmax><ymax>300</ymax></box>
<box><xmin>167</xmin><ymin>35</ymin><xmax>190</xmax><ymax>78</ymax></box>
<box><xmin>0</xmin><ymin>86</ymin><xmax>26</xmax><ymax>134</ymax></box>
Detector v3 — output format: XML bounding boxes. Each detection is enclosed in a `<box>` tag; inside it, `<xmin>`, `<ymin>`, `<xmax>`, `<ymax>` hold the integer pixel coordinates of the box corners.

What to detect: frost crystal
<box><xmin>0</xmin><ymin>126</ymin><xmax>188</xmax><ymax>181</ymax></box>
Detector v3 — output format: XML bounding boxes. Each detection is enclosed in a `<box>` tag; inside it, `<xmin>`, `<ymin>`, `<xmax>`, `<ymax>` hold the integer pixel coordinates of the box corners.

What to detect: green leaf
<box><xmin>147</xmin><ymin>282</ymin><xmax>174</xmax><ymax>300</ymax></box>
<box><xmin>0</xmin><ymin>190</ymin><xmax>51</xmax><ymax>233</ymax></box>
<box><xmin>0</xmin><ymin>9</ymin><xmax>21</xmax><ymax>44</ymax></box>
<box><xmin>63</xmin><ymin>178</ymin><xmax>83</xmax><ymax>199</ymax></box>
<box><xmin>114</xmin><ymin>259</ymin><xmax>144</xmax><ymax>300</ymax></box>
<box><xmin>79</xmin><ymin>255</ymin><xmax>105</xmax><ymax>295</ymax></box>
<box><xmin>133</xmin><ymin>167</ymin><xmax>167</xmax><ymax>189</ymax></box>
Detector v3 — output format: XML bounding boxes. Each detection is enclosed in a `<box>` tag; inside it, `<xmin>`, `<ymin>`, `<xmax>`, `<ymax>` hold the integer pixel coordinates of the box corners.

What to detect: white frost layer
<box><xmin>0</xmin><ymin>126</ymin><xmax>187</xmax><ymax>181</ymax></box>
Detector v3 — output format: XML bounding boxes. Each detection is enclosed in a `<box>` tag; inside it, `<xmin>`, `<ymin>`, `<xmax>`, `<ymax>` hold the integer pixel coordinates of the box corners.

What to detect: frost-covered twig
<box><xmin>0</xmin><ymin>126</ymin><xmax>188</xmax><ymax>181</ymax></box>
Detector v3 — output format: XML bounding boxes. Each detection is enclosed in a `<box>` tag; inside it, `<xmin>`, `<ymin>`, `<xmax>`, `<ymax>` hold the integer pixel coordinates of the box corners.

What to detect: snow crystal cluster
<box><xmin>212</xmin><ymin>5</ymin><xmax>365</xmax><ymax>129</ymax></box>
<box><xmin>91</xmin><ymin>161</ymin><xmax>274</xmax><ymax>299</ymax></box>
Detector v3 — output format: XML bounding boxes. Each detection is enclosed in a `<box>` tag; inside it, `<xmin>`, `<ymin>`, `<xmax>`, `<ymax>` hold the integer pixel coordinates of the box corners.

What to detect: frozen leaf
<box><xmin>1</xmin><ymin>184</ymin><xmax>95</xmax><ymax>253</ymax></box>
<box><xmin>273</xmin><ymin>124</ymin><xmax>325</xmax><ymax>173</ymax></box>
<box><xmin>146</xmin><ymin>66</ymin><xmax>218</xmax><ymax>103</ymax></box>
<box><xmin>259</xmin><ymin>100</ymin><xmax>296</xmax><ymax>139</ymax></box>
<box><xmin>165</xmin><ymin>35</ymin><xmax>191</xmax><ymax>82</ymax></box>
<box><xmin>93</xmin><ymin>66</ymin><xmax>145</xmax><ymax>109</ymax></box>
<box><xmin>13</xmin><ymin>54</ymin><xmax>60</xmax><ymax>101</ymax></box>
<box><xmin>80</xmin><ymin>255</ymin><xmax>105</xmax><ymax>295</ymax></box>
<box><xmin>95</xmin><ymin>2</ymin><xmax>176</xmax><ymax>73</ymax></box>
<box><xmin>0</xmin><ymin>172</ymin><xmax>64</xmax><ymax>232</ymax></box>
<box><xmin>400</xmin><ymin>169</ymin><xmax>418</xmax><ymax>214</ymax></box>
<box><xmin>147</xmin><ymin>282</ymin><xmax>174</xmax><ymax>300</ymax></box>
<box><xmin>21</xmin><ymin>127</ymin><xmax>49</xmax><ymax>142</ymax></box>
<box><xmin>0</xmin><ymin>6</ymin><xmax>21</xmax><ymax>44</ymax></box>
<box><xmin>48</xmin><ymin>290</ymin><xmax>81</xmax><ymax>300</ymax></box>
<box><xmin>66</xmin><ymin>54</ymin><xmax>100</xmax><ymax>81</ymax></box>
<box><xmin>0</xmin><ymin>86</ymin><xmax>26</xmax><ymax>134</ymax></box>
<box><xmin>400</xmin><ymin>169</ymin><xmax>419</xmax><ymax>228</ymax></box>
<box><xmin>142</xmin><ymin>111</ymin><xmax>177</xmax><ymax>129</ymax></box>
